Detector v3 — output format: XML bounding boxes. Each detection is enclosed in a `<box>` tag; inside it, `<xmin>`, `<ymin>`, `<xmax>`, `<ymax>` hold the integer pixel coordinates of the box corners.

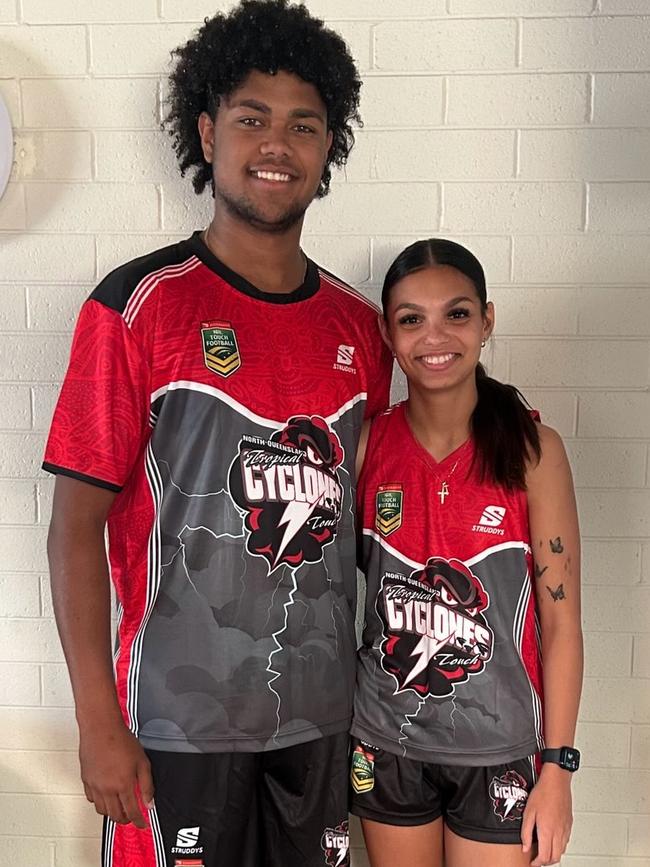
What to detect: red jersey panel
<box><xmin>44</xmin><ymin>233</ymin><xmax>392</xmax><ymax>753</ymax></box>
<box><xmin>353</xmin><ymin>402</ymin><xmax>544</xmax><ymax>766</ymax></box>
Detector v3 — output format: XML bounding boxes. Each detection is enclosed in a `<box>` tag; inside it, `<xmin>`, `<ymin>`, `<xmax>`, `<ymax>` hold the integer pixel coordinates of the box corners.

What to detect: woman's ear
<box><xmin>483</xmin><ymin>301</ymin><xmax>495</xmax><ymax>342</ymax></box>
<box><xmin>378</xmin><ymin>314</ymin><xmax>394</xmax><ymax>356</ymax></box>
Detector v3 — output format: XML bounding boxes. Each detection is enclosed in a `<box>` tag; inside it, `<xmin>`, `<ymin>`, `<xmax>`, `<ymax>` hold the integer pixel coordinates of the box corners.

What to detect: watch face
<box><xmin>561</xmin><ymin>747</ymin><xmax>580</xmax><ymax>771</ymax></box>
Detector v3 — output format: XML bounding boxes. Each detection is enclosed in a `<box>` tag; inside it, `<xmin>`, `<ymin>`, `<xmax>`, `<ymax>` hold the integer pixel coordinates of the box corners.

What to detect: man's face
<box><xmin>199</xmin><ymin>70</ymin><xmax>333</xmax><ymax>233</ymax></box>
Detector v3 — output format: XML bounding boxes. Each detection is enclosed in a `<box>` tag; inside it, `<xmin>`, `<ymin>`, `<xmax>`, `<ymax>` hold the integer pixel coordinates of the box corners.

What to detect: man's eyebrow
<box><xmin>228</xmin><ymin>99</ymin><xmax>325</xmax><ymax>123</ymax></box>
<box><xmin>231</xmin><ymin>98</ymin><xmax>271</xmax><ymax>114</ymax></box>
<box><xmin>289</xmin><ymin>108</ymin><xmax>326</xmax><ymax>123</ymax></box>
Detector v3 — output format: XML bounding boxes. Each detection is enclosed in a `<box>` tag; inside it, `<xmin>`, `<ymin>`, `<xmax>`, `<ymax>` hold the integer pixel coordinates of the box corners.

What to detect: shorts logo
<box><xmin>375</xmin><ymin>484</ymin><xmax>403</xmax><ymax>537</ymax></box>
<box><xmin>489</xmin><ymin>770</ymin><xmax>529</xmax><ymax>821</ymax></box>
<box><xmin>172</xmin><ymin>826</ymin><xmax>203</xmax><ymax>856</ymax></box>
<box><xmin>321</xmin><ymin>821</ymin><xmax>349</xmax><ymax>867</ymax></box>
<box><xmin>350</xmin><ymin>742</ymin><xmax>376</xmax><ymax>794</ymax></box>
<box><xmin>229</xmin><ymin>416</ymin><xmax>344</xmax><ymax>573</ymax></box>
<box><xmin>201</xmin><ymin>320</ymin><xmax>240</xmax><ymax>377</ymax></box>
<box><xmin>378</xmin><ymin>557</ymin><xmax>493</xmax><ymax>697</ymax></box>
<box><xmin>472</xmin><ymin>505</ymin><xmax>506</xmax><ymax>536</ymax></box>
<box><xmin>174</xmin><ymin>861</ymin><xmax>204</xmax><ymax>867</ymax></box>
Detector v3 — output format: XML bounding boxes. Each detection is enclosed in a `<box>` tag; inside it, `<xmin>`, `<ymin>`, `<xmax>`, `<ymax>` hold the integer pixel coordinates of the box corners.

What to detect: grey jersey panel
<box><xmin>352</xmin><ymin>537</ymin><xmax>541</xmax><ymax>765</ymax></box>
<box><xmin>136</xmin><ymin>389</ymin><xmax>362</xmax><ymax>752</ymax></box>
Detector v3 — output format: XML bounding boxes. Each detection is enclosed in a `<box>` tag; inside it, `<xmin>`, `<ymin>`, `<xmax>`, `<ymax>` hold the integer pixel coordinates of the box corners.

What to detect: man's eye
<box><xmin>239</xmin><ymin>117</ymin><xmax>262</xmax><ymax>126</ymax></box>
<box><xmin>294</xmin><ymin>124</ymin><xmax>315</xmax><ymax>134</ymax></box>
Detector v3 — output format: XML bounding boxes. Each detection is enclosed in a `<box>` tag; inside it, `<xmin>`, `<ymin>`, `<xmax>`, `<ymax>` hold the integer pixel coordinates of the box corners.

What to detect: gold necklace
<box><xmin>434</xmin><ymin>458</ymin><xmax>461</xmax><ymax>505</ymax></box>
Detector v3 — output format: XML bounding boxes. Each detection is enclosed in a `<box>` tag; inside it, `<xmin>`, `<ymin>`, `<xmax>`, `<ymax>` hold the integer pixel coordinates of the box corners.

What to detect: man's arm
<box><xmin>48</xmin><ymin>475</ymin><xmax>154</xmax><ymax>828</ymax></box>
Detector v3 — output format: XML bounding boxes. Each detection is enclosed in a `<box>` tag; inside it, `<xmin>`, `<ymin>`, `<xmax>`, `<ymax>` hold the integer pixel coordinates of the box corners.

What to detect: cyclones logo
<box><xmin>229</xmin><ymin>416</ymin><xmax>344</xmax><ymax>572</ymax></box>
<box><xmin>489</xmin><ymin>770</ymin><xmax>529</xmax><ymax>821</ymax></box>
<box><xmin>321</xmin><ymin>821</ymin><xmax>349</xmax><ymax>867</ymax></box>
<box><xmin>380</xmin><ymin>557</ymin><xmax>493</xmax><ymax>697</ymax></box>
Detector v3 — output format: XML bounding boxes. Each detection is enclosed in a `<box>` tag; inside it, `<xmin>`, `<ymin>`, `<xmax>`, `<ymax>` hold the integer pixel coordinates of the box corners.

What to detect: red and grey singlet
<box><xmin>353</xmin><ymin>402</ymin><xmax>544</xmax><ymax>765</ymax></box>
<box><xmin>44</xmin><ymin>232</ymin><xmax>392</xmax><ymax>754</ymax></box>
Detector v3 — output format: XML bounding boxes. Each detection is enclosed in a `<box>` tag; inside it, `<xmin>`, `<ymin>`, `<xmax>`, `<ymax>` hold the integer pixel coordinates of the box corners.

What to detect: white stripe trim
<box><xmin>102</xmin><ymin>818</ymin><xmax>115</xmax><ymax>867</ymax></box>
<box><xmin>513</xmin><ymin>574</ymin><xmax>544</xmax><ymax>751</ymax></box>
<box><xmin>319</xmin><ymin>269</ymin><xmax>381</xmax><ymax>314</ymax></box>
<box><xmin>149</xmin><ymin>805</ymin><xmax>167</xmax><ymax>867</ymax></box>
<box><xmin>124</xmin><ymin>256</ymin><xmax>201</xmax><ymax>328</ymax></box>
<box><xmin>125</xmin><ymin>444</ymin><xmax>164</xmax><ymax>733</ymax></box>
<box><xmin>362</xmin><ymin>527</ymin><xmax>423</xmax><ymax>570</ymax></box>
<box><xmin>362</xmin><ymin>530</ymin><xmax>530</xmax><ymax>573</ymax></box>
<box><xmin>150</xmin><ymin>379</ymin><xmax>367</xmax><ymax>429</ymax></box>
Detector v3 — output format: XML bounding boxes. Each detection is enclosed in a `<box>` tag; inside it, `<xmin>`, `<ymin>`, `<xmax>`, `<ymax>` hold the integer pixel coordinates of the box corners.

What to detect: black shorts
<box><xmin>349</xmin><ymin>739</ymin><xmax>538</xmax><ymax>845</ymax></box>
<box><xmin>101</xmin><ymin>732</ymin><xmax>350</xmax><ymax>867</ymax></box>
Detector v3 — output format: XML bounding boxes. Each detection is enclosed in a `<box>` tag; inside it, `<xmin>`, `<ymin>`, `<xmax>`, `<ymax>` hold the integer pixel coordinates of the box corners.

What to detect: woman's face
<box><xmin>381</xmin><ymin>265</ymin><xmax>494</xmax><ymax>395</ymax></box>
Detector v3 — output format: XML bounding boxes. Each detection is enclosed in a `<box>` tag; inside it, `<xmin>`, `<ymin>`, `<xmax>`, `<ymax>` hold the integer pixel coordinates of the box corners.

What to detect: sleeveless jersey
<box><xmin>352</xmin><ymin>402</ymin><xmax>544</xmax><ymax>766</ymax></box>
<box><xmin>44</xmin><ymin>232</ymin><xmax>392</xmax><ymax>753</ymax></box>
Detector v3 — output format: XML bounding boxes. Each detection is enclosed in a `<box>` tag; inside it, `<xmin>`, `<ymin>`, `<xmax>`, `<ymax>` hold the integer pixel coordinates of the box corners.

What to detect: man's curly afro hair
<box><xmin>164</xmin><ymin>0</ymin><xmax>362</xmax><ymax>199</ymax></box>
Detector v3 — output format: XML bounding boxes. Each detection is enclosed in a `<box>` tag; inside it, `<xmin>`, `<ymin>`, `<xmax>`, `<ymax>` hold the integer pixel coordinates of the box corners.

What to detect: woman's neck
<box><xmin>405</xmin><ymin>381</ymin><xmax>478</xmax><ymax>462</ymax></box>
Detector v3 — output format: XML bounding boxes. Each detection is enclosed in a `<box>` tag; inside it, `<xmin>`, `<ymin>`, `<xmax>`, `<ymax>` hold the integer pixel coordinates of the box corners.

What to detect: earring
<box><xmin>481</xmin><ymin>339</ymin><xmax>486</xmax><ymax>348</ymax></box>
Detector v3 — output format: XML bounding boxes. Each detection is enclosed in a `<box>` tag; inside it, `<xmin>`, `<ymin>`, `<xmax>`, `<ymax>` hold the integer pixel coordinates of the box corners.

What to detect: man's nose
<box><xmin>259</xmin><ymin>124</ymin><xmax>293</xmax><ymax>159</ymax></box>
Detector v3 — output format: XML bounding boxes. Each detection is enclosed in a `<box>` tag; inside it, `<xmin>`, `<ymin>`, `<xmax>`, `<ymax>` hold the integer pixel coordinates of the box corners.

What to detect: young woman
<box><xmin>351</xmin><ymin>239</ymin><xmax>583</xmax><ymax>867</ymax></box>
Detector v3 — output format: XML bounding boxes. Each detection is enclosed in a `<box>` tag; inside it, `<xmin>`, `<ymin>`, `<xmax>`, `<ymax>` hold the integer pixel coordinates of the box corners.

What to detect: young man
<box><xmin>43</xmin><ymin>2</ymin><xmax>392</xmax><ymax>866</ymax></box>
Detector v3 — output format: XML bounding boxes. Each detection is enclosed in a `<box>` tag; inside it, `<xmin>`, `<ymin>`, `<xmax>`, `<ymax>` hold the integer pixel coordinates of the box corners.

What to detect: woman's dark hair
<box><xmin>164</xmin><ymin>0</ymin><xmax>361</xmax><ymax>197</ymax></box>
<box><xmin>382</xmin><ymin>239</ymin><xmax>541</xmax><ymax>491</ymax></box>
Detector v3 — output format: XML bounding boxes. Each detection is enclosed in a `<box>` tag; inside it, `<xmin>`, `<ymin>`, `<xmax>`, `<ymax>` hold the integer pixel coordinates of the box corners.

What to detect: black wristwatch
<box><xmin>541</xmin><ymin>746</ymin><xmax>580</xmax><ymax>772</ymax></box>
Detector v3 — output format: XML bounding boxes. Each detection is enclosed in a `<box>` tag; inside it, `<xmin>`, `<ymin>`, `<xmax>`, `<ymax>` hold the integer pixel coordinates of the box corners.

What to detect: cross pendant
<box><xmin>437</xmin><ymin>482</ymin><xmax>449</xmax><ymax>504</ymax></box>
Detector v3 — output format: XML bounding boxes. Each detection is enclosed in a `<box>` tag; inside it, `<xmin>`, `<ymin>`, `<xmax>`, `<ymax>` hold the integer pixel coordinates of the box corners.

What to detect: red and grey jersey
<box><xmin>44</xmin><ymin>232</ymin><xmax>392</xmax><ymax>753</ymax></box>
<box><xmin>353</xmin><ymin>403</ymin><xmax>544</xmax><ymax>766</ymax></box>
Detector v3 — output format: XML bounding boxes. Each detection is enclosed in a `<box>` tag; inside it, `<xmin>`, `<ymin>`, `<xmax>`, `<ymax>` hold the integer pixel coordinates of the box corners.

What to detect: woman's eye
<box><xmin>448</xmin><ymin>308</ymin><xmax>470</xmax><ymax>320</ymax></box>
<box><xmin>397</xmin><ymin>314</ymin><xmax>420</xmax><ymax>326</ymax></box>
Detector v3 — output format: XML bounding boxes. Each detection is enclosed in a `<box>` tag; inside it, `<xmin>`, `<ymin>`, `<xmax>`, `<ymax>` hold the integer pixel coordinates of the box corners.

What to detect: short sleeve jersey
<box><xmin>44</xmin><ymin>233</ymin><xmax>392</xmax><ymax>753</ymax></box>
<box><xmin>353</xmin><ymin>403</ymin><xmax>544</xmax><ymax>766</ymax></box>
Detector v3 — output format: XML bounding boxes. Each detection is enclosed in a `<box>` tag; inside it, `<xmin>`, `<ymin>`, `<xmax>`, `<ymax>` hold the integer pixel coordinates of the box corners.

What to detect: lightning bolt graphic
<box><xmin>402</xmin><ymin>631</ymin><xmax>453</xmax><ymax>687</ymax></box>
<box><xmin>503</xmin><ymin>796</ymin><xmax>518</xmax><ymax>817</ymax></box>
<box><xmin>265</xmin><ymin>566</ymin><xmax>298</xmax><ymax>743</ymax></box>
<box><xmin>334</xmin><ymin>846</ymin><xmax>347</xmax><ymax>867</ymax></box>
<box><xmin>398</xmin><ymin>697</ymin><xmax>427</xmax><ymax>752</ymax></box>
<box><xmin>274</xmin><ymin>493</ymin><xmax>324</xmax><ymax>566</ymax></box>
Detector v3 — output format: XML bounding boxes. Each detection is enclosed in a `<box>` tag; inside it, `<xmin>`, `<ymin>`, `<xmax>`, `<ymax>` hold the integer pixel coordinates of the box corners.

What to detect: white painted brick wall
<box><xmin>0</xmin><ymin>3</ymin><xmax>648</xmax><ymax>865</ymax></box>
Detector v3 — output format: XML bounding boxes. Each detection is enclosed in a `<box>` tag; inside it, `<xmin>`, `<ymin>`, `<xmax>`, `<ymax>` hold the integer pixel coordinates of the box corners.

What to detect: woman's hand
<box><xmin>521</xmin><ymin>764</ymin><xmax>573</xmax><ymax>866</ymax></box>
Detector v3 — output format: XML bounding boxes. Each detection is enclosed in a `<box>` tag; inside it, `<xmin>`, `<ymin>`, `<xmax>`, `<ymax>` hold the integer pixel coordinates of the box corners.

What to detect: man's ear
<box><xmin>326</xmin><ymin>129</ymin><xmax>334</xmax><ymax>154</ymax></box>
<box><xmin>378</xmin><ymin>314</ymin><xmax>394</xmax><ymax>355</ymax></box>
<box><xmin>198</xmin><ymin>111</ymin><xmax>215</xmax><ymax>162</ymax></box>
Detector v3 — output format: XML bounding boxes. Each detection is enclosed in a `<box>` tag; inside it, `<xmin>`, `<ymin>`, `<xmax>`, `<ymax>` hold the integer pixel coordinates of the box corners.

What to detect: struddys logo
<box><xmin>379</xmin><ymin>557</ymin><xmax>493</xmax><ymax>697</ymax></box>
<box><xmin>321</xmin><ymin>821</ymin><xmax>349</xmax><ymax>867</ymax></box>
<box><xmin>229</xmin><ymin>416</ymin><xmax>344</xmax><ymax>572</ymax></box>
<box><xmin>489</xmin><ymin>770</ymin><xmax>529</xmax><ymax>821</ymax></box>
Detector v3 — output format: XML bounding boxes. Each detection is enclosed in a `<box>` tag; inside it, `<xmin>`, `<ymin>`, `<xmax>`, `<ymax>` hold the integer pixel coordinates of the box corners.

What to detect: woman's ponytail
<box><xmin>472</xmin><ymin>363</ymin><xmax>541</xmax><ymax>490</ymax></box>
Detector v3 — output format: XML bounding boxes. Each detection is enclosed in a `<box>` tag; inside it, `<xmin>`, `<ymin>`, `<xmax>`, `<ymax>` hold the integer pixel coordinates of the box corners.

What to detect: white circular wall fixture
<box><xmin>0</xmin><ymin>95</ymin><xmax>13</xmax><ymax>200</ymax></box>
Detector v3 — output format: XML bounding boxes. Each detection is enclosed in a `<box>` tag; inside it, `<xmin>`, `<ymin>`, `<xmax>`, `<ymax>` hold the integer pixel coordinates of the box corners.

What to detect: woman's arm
<box><xmin>521</xmin><ymin>423</ymin><xmax>583</xmax><ymax>867</ymax></box>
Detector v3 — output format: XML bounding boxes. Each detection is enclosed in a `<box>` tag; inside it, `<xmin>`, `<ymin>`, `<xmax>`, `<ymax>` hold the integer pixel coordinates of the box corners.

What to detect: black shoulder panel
<box><xmin>89</xmin><ymin>238</ymin><xmax>194</xmax><ymax>314</ymax></box>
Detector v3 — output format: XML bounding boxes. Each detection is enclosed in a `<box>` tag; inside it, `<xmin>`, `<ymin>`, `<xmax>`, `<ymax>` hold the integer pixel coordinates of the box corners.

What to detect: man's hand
<box><xmin>521</xmin><ymin>765</ymin><xmax>573</xmax><ymax>866</ymax></box>
<box><xmin>79</xmin><ymin>721</ymin><xmax>154</xmax><ymax>829</ymax></box>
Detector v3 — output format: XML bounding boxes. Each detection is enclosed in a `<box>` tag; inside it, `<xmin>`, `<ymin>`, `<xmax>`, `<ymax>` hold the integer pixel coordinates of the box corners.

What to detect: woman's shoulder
<box><xmin>526</xmin><ymin>422</ymin><xmax>572</xmax><ymax>494</ymax></box>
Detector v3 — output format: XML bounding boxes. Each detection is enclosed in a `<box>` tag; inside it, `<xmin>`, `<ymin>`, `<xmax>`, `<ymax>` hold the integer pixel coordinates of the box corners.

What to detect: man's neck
<box><xmin>204</xmin><ymin>210</ymin><xmax>307</xmax><ymax>294</ymax></box>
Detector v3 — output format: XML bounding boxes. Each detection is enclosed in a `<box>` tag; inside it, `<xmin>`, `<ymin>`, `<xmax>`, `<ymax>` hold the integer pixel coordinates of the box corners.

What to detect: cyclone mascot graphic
<box><xmin>229</xmin><ymin>416</ymin><xmax>344</xmax><ymax>572</ymax></box>
<box><xmin>379</xmin><ymin>556</ymin><xmax>494</xmax><ymax>697</ymax></box>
